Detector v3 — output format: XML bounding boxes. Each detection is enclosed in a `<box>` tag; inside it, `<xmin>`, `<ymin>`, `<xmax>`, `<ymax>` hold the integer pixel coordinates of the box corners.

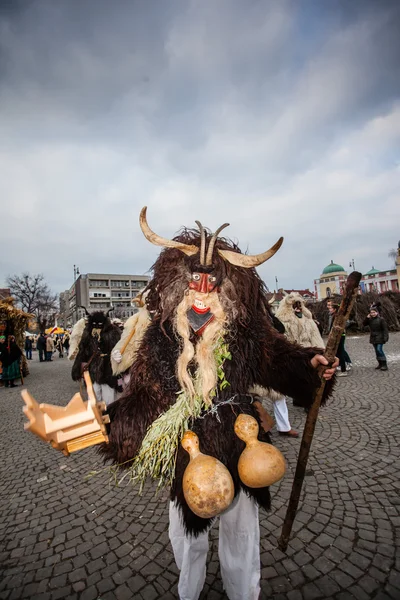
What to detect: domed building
<box><xmin>314</xmin><ymin>260</ymin><xmax>348</xmax><ymax>299</ymax></box>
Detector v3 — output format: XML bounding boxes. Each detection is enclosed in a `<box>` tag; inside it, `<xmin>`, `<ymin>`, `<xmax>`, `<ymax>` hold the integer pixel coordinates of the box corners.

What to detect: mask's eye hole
<box><xmin>208</xmin><ymin>275</ymin><xmax>217</xmax><ymax>283</ymax></box>
<box><xmin>192</xmin><ymin>273</ymin><xmax>201</xmax><ymax>281</ymax></box>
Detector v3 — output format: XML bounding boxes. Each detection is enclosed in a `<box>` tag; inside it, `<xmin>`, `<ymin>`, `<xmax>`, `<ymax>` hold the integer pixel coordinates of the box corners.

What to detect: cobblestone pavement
<box><xmin>1</xmin><ymin>334</ymin><xmax>399</xmax><ymax>600</ymax></box>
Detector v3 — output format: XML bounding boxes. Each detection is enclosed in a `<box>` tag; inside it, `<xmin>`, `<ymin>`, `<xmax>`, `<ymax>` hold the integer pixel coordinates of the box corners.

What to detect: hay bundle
<box><xmin>307</xmin><ymin>292</ymin><xmax>400</xmax><ymax>333</ymax></box>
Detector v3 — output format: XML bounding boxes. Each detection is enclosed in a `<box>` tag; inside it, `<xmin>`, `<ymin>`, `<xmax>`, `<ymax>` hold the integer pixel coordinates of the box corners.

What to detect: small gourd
<box><xmin>234</xmin><ymin>414</ymin><xmax>286</xmax><ymax>488</ymax></box>
<box><xmin>181</xmin><ymin>430</ymin><xmax>234</xmax><ymax>519</ymax></box>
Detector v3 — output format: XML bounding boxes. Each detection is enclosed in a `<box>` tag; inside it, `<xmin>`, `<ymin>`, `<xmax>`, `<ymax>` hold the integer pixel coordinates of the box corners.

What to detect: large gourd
<box><xmin>234</xmin><ymin>413</ymin><xmax>286</xmax><ymax>488</ymax></box>
<box><xmin>181</xmin><ymin>430</ymin><xmax>234</xmax><ymax>518</ymax></box>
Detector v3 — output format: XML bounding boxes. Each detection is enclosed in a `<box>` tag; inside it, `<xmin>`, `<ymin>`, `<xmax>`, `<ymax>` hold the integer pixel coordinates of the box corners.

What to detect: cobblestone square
<box><xmin>1</xmin><ymin>334</ymin><xmax>399</xmax><ymax>599</ymax></box>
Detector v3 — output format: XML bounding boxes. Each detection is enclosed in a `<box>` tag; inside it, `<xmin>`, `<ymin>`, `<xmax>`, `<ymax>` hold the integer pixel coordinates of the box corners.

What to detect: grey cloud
<box><xmin>0</xmin><ymin>0</ymin><xmax>399</xmax><ymax>293</ymax></box>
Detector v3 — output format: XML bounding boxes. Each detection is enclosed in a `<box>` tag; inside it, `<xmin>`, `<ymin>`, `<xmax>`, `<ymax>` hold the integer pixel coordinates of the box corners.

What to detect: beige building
<box><xmin>314</xmin><ymin>261</ymin><xmax>348</xmax><ymax>300</ymax></box>
<box><xmin>60</xmin><ymin>273</ymin><xmax>150</xmax><ymax>326</ymax></box>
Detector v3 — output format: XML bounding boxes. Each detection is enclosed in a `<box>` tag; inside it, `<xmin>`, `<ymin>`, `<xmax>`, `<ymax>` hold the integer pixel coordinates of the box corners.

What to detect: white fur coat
<box><xmin>68</xmin><ymin>318</ymin><xmax>86</xmax><ymax>360</ymax></box>
<box><xmin>275</xmin><ymin>293</ymin><xmax>324</xmax><ymax>349</ymax></box>
<box><xmin>110</xmin><ymin>306</ymin><xmax>151</xmax><ymax>375</ymax></box>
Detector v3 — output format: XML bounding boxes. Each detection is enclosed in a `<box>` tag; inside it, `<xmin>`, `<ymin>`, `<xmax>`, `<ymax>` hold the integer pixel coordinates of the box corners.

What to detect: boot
<box><xmin>380</xmin><ymin>361</ymin><xmax>388</xmax><ymax>371</ymax></box>
<box><xmin>375</xmin><ymin>361</ymin><xmax>382</xmax><ymax>370</ymax></box>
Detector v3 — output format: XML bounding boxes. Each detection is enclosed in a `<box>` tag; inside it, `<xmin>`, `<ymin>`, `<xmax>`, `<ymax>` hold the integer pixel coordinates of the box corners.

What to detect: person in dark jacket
<box><xmin>0</xmin><ymin>335</ymin><xmax>22</xmax><ymax>387</ymax></box>
<box><xmin>24</xmin><ymin>336</ymin><xmax>33</xmax><ymax>360</ymax></box>
<box><xmin>36</xmin><ymin>333</ymin><xmax>46</xmax><ymax>362</ymax></box>
<box><xmin>363</xmin><ymin>305</ymin><xmax>389</xmax><ymax>371</ymax></box>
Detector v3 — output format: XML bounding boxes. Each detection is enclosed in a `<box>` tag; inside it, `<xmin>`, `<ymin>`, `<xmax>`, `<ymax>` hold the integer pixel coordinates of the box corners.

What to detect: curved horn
<box><xmin>268</xmin><ymin>294</ymin><xmax>276</xmax><ymax>305</ymax></box>
<box><xmin>140</xmin><ymin>207</ymin><xmax>198</xmax><ymax>256</ymax></box>
<box><xmin>195</xmin><ymin>220</ymin><xmax>206</xmax><ymax>265</ymax></box>
<box><xmin>217</xmin><ymin>236</ymin><xmax>283</xmax><ymax>268</ymax></box>
<box><xmin>106</xmin><ymin>308</ymin><xmax>114</xmax><ymax>316</ymax></box>
<box><xmin>205</xmin><ymin>223</ymin><xmax>230</xmax><ymax>266</ymax></box>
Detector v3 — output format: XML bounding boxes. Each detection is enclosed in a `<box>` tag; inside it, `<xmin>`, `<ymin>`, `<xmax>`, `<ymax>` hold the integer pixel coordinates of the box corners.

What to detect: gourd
<box><xmin>234</xmin><ymin>414</ymin><xmax>286</xmax><ymax>488</ymax></box>
<box><xmin>181</xmin><ymin>430</ymin><xmax>234</xmax><ymax>518</ymax></box>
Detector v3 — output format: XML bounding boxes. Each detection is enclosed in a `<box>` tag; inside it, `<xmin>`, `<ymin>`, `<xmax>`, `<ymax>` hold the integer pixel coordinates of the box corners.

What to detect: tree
<box><xmin>7</xmin><ymin>273</ymin><xmax>58</xmax><ymax>332</ymax></box>
<box><xmin>388</xmin><ymin>249</ymin><xmax>397</xmax><ymax>267</ymax></box>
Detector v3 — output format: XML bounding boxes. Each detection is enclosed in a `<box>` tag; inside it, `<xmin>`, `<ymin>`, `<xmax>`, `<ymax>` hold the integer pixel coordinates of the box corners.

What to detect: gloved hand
<box><xmin>112</xmin><ymin>349</ymin><xmax>122</xmax><ymax>364</ymax></box>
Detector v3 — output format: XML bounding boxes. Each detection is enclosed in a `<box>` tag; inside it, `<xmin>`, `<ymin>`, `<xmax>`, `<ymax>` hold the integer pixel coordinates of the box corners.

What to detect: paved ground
<box><xmin>0</xmin><ymin>334</ymin><xmax>399</xmax><ymax>600</ymax></box>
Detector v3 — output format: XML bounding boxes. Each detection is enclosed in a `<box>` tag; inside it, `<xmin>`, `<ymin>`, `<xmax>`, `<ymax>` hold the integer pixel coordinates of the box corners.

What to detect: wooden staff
<box><xmin>278</xmin><ymin>271</ymin><xmax>361</xmax><ymax>551</ymax></box>
<box><xmin>120</xmin><ymin>325</ymin><xmax>137</xmax><ymax>355</ymax></box>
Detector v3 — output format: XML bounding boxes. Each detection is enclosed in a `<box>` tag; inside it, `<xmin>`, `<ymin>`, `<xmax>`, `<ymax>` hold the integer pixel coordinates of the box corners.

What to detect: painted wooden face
<box><xmin>187</xmin><ymin>272</ymin><xmax>219</xmax><ymax>335</ymax></box>
<box><xmin>188</xmin><ymin>273</ymin><xmax>218</xmax><ymax>295</ymax></box>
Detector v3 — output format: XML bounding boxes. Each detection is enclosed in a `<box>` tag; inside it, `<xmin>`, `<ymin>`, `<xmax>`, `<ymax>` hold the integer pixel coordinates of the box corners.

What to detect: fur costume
<box><xmin>100</xmin><ymin>211</ymin><xmax>335</xmax><ymax>535</ymax></box>
<box><xmin>71</xmin><ymin>310</ymin><xmax>121</xmax><ymax>389</ymax></box>
<box><xmin>275</xmin><ymin>292</ymin><xmax>325</xmax><ymax>348</ymax></box>
<box><xmin>110</xmin><ymin>303</ymin><xmax>151</xmax><ymax>376</ymax></box>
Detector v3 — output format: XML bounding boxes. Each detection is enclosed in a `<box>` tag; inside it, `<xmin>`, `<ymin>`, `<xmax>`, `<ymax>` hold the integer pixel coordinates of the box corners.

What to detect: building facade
<box><xmin>360</xmin><ymin>267</ymin><xmax>399</xmax><ymax>293</ymax></box>
<box><xmin>314</xmin><ymin>261</ymin><xmax>348</xmax><ymax>300</ymax></box>
<box><xmin>60</xmin><ymin>273</ymin><xmax>150</xmax><ymax>326</ymax></box>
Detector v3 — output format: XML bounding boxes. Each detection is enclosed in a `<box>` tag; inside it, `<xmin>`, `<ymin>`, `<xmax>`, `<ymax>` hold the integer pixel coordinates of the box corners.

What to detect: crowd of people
<box><xmin>0</xmin><ymin>331</ymin><xmax>71</xmax><ymax>387</ymax></box>
<box><xmin>1</xmin><ymin>296</ymin><xmax>391</xmax><ymax>394</ymax></box>
<box><xmin>25</xmin><ymin>332</ymin><xmax>71</xmax><ymax>362</ymax></box>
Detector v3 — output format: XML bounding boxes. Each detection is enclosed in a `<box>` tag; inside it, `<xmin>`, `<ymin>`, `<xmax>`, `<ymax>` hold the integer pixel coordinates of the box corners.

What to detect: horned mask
<box><xmin>139</xmin><ymin>206</ymin><xmax>283</xmax><ymax>269</ymax></box>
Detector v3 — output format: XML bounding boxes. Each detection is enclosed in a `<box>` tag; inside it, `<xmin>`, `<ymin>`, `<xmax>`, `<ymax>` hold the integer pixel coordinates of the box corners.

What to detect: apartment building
<box><xmin>61</xmin><ymin>272</ymin><xmax>150</xmax><ymax>325</ymax></box>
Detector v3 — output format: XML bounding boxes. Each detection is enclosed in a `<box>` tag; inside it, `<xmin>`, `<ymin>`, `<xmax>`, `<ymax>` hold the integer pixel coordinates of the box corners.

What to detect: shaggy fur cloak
<box><xmin>275</xmin><ymin>293</ymin><xmax>325</xmax><ymax>348</ymax></box>
<box><xmin>100</xmin><ymin>232</ymin><xmax>334</xmax><ymax>535</ymax></box>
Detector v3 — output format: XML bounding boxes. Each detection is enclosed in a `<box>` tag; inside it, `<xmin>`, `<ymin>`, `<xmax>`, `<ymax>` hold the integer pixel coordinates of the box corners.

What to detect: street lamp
<box><xmin>73</xmin><ymin>265</ymin><xmax>80</xmax><ymax>323</ymax></box>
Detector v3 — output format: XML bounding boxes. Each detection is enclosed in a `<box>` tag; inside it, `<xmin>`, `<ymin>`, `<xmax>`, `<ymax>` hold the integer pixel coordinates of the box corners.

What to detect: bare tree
<box><xmin>388</xmin><ymin>247</ymin><xmax>398</xmax><ymax>267</ymax></box>
<box><xmin>7</xmin><ymin>273</ymin><xmax>58</xmax><ymax>332</ymax></box>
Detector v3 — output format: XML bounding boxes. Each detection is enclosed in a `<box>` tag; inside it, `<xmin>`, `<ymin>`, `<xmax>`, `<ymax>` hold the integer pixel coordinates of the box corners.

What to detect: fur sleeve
<box><xmin>71</xmin><ymin>329</ymin><xmax>96</xmax><ymax>381</ymax></box>
<box><xmin>309</xmin><ymin>320</ymin><xmax>325</xmax><ymax>349</ymax></box>
<box><xmin>256</xmin><ymin>328</ymin><xmax>335</xmax><ymax>408</ymax></box>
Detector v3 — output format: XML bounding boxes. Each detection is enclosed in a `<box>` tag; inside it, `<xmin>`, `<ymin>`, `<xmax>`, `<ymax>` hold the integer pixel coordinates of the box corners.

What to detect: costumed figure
<box><xmin>275</xmin><ymin>292</ymin><xmax>325</xmax><ymax>348</ymax></box>
<box><xmin>0</xmin><ymin>297</ymin><xmax>32</xmax><ymax>380</ymax></box>
<box><xmin>0</xmin><ymin>335</ymin><xmax>22</xmax><ymax>387</ymax></box>
<box><xmin>69</xmin><ymin>308</ymin><xmax>121</xmax><ymax>406</ymax></box>
<box><xmin>23</xmin><ymin>208</ymin><xmax>337</xmax><ymax>600</ymax></box>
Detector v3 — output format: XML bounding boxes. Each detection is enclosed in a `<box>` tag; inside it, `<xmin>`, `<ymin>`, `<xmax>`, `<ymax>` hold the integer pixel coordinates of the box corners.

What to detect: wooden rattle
<box><xmin>234</xmin><ymin>413</ymin><xmax>286</xmax><ymax>488</ymax></box>
<box><xmin>181</xmin><ymin>430</ymin><xmax>234</xmax><ymax>519</ymax></box>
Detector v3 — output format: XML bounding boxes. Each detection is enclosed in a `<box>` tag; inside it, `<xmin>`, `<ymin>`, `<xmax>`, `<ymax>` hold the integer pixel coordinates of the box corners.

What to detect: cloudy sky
<box><xmin>1</xmin><ymin>0</ymin><xmax>399</xmax><ymax>296</ymax></box>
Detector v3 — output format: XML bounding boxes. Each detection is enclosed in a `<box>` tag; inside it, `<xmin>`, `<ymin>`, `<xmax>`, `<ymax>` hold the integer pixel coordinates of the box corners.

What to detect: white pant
<box><xmin>93</xmin><ymin>382</ymin><xmax>117</xmax><ymax>407</ymax></box>
<box><xmin>169</xmin><ymin>491</ymin><xmax>260</xmax><ymax>600</ymax></box>
<box><xmin>273</xmin><ymin>396</ymin><xmax>291</xmax><ymax>432</ymax></box>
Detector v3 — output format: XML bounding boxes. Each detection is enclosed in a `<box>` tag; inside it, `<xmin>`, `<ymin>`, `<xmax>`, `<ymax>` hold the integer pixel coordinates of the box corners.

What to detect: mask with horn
<box><xmin>140</xmin><ymin>207</ymin><xmax>283</xmax><ymax>336</ymax></box>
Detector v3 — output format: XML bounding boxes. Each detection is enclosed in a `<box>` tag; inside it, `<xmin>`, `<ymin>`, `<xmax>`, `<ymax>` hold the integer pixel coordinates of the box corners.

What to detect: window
<box><xmin>89</xmin><ymin>279</ymin><xmax>109</xmax><ymax>287</ymax></box>
<box><xmin>326</xmin><ymin>287</ymin><xmax>331</xmax><ymax>297</ymax></box>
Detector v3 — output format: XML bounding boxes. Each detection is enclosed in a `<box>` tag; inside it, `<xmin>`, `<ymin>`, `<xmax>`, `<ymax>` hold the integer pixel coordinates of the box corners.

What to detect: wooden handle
<box><xmin>120</xmin><ymin>325</ymin><xmax>136</xmax><ymax>355</ymax></box>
